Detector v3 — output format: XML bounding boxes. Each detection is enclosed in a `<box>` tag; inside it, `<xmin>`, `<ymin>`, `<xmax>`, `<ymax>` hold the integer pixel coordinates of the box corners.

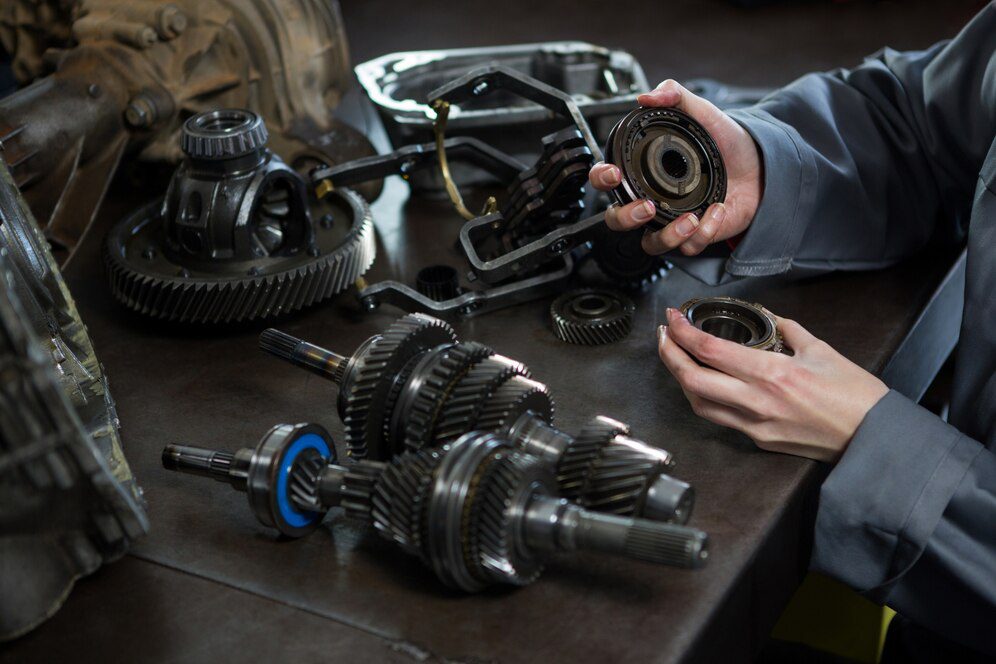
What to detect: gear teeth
<box><xmin>433</xmin><ymin>355</ymin><xmax>531</xmax><ymax>445</ymax></box>
<box><xmin>556</xmin><ymin>416</ymin><xmax>630</xmax><ymax>500</ymax></box>
<box><xmin>475</xmin><ymin>375</ymin><xmax>554</xmax><ymax>435</ymax></box>
<box><xmin>180</xmin><ymin>109</ymin><xmax>268</xmax><ymax>159</ymax></box>
<box><xmin>402</xmin><ymin>341</ymin><xmax>494</xmax><ymax>452</ymax></box>
<box><xmin>341</xmin><ymin>314</ymin><xmax>456</xmax><ymax>460</ymax></box>
<box><xmin>590</xmin><ymin>226</ymin><xmax>670</xmax><ymax>290</ymax></box>
<box><xmin>340</xmin><ymin>461</ymin><xmax>383</xmax><ymax>519</ymax></box>
<box><xmin>288</xmin><ymin>449</ymin><xmax>326</xmax><ymax>513</ymax></box>
<box><xmin>371</xmin><ymin>448</ymin><xmax>444</xmax><ymax>560</ymax></box>
<box><xmin>105</xmin><ymin>189</ymin><xmax>376</xmax><ymax>324</ymax></box>
<box><xmin>470</xmin><ymin>450</ymin><xmax>544</xmax><ymax>586</ymax></box>
<box><xmin>579</xmin><ymin>443</ymin><xmax>665</xmax><ymax>515</ymax></box>
<box><xmin>550</xmin><ymin>288</ymin><xmax>635</xmax><ymax>346</ymax></box>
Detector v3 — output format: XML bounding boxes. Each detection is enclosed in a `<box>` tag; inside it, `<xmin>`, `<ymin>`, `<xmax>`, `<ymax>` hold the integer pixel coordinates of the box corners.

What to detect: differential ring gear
<box><xmin>550</xmin><ymin>288</ymin><xmax>635</xmax><ymax>345</ymax></box>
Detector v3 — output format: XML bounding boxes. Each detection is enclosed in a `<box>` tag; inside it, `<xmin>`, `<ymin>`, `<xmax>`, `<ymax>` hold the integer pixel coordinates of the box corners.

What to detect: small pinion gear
<box><xmin>550</xmin><ymin>288</ymin><xmax>635</xmax><ymax>345</ymax></box>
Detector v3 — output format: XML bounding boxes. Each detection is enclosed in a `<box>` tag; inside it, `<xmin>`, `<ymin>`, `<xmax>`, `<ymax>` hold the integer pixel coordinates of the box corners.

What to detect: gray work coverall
<box><xmin>677</xmin><ymin>4</ymin><xmax>996</xmax><ymax>657</ymax></box>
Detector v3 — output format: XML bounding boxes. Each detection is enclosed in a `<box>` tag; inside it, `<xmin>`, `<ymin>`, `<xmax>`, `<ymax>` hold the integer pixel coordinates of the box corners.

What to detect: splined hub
<box><xmin>605</xmin><ymin>107</ymin><xmax>726</xmax><ymax>228</ymax></box>
<box><xmin>105</xmin><ymin>108</ymin><xmax>376</xmax><ymax>324</ymax></box>
<box><xmin>680</xmin><ymin>296</ymin><xmax>784</xmax><ymax>352</ymax></box>
<box><xmin>550</xmin><ymin>288</ymin><xmax>635</xmax><ymax>345</ymax></box>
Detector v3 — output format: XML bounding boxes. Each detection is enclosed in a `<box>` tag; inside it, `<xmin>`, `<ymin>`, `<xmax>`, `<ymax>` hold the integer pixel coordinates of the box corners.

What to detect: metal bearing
<box><xmin>679</xmin><ymin>296</ymin><xmax>783</xmax><ymax>352</ymax></box>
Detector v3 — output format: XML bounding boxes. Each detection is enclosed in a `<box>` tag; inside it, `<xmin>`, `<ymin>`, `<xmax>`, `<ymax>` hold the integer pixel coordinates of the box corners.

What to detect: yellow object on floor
<box><xmin>772</xmin><ymin>573</ymin><xmax>896</xmax><ymax>663</ymax></box>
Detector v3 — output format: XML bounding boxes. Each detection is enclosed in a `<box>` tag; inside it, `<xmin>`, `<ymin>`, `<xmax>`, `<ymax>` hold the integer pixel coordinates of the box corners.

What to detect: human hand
<box><xmin>589</xmin><ymin>80</ymin><xmax>763</xmax><ymax>257</ymax></box>
<box><xmin>658</xmin><ymin>307</ymin><xmax>888</xmax><ymax>462</ymax></box>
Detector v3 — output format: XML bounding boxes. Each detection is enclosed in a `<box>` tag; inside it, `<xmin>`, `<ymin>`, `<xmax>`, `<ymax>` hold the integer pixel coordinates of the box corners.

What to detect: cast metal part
<box><xmin>0</xmin><ymin>160</ymin><xmax>148</xmax><ymax>640</ymax></box>
<box><xmin>163</xmin><ymin>429</ymin><xmax>709</xmax><ymax>592</ymax></box>
<box><xmin>680</xmin><ymin>296</ymin><xmax>784</xmax><ymax>353</ymax></box>
<box><xmin>163</xmin><ymin>423</ymin><xmax>337</xmax><ymax>537</ymax></box>
<box><xmin>316</xmin><ymin>66</ymin><xmax>624</xmax><ymax>317</ymax></box>
<box><xmin>259</xmin><ymin>314</ymin><xmax>695</xmax><ymax>525</ymax></box>
<box><xmin>354</xmin><ymin>42</ymin><xmax>648</xmax><ymax>195</ymax></box>
<box><xmin>0</xmin><ymin>0</ymin><xmax>374</xmax><ymax>261</ymax></box>
<box><xmin>104</xmin><ymin>109</ymin><xmax>376</xmax><ymax>324</ymax></box>
<box><xmin>550</xmin><ymin>288</ymin><xmax>635</xmax><ymax>345</ymax></box>
<box><xmin>606</xmin><ymin>106</ymin><xmax>727</xmax><ymax>228</ymax></box>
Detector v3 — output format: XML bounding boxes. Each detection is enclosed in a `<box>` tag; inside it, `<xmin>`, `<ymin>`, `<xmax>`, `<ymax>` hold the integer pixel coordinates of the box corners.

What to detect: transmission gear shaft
<box><xmin>260</xmin><ymin>313</ymin><xmax>695</xmax><ymax>524</ymax></box>
<box><xmin>163</xmin><ymin>428</ymin><xmax>709</xmax><ymax>592</ymax></box>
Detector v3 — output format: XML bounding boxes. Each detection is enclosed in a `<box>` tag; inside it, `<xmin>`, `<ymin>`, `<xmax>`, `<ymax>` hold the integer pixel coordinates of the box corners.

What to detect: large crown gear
<box><xmin>105</xmin><ymin>109</ymin><xmax>376</xmax><ymax>324</ymax></box>
<box><xmin>163</xmin><ymin>428</ymin><xmax>711</xmax><ymax>592</ymax></box>
<box><xmin>259</xmin><ymin>313</ymin><xmax>696</xmax><ymax>525</ymax></box>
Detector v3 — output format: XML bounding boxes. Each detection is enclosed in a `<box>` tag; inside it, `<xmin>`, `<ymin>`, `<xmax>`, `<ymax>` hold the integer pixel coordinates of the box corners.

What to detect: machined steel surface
<box><xmin>680</xmin><ymin>296</ymin><xmax>784</xmax><ymax>353</ymax></box>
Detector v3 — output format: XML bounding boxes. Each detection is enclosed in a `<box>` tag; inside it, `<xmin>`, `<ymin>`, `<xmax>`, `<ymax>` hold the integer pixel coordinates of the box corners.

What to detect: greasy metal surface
<box><xmin>2</xmin><ymin>1</ymin><xmax>974</xmax><ymax>661</ymax></box>
<box><xmin>0</xmin><ymin>0</ymin><xmax>373</xmax><ymax>259</ymax></box>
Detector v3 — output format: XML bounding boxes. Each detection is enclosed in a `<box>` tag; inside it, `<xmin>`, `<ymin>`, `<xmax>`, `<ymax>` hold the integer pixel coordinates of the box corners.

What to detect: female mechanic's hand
<box><xmin>658</xmin><ymin>308</ymin><xmax>889</xmax><ymax>463</ymax></box>
<box><xmin>589</xmin><ymin>80</ymin><xmax>763</xmax><ymax>257</ymax></box>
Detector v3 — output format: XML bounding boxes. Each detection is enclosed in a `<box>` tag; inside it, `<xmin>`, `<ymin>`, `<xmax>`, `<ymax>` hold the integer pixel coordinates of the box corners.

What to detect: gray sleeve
<box><xmin>673</xmin><ymin>4</ymin><xmax>996</xmax><ymax>285</ymax></box>
<box><xmin>812</xmin><ymin>390</ymin><xmax>996</xmax><ymax>655</ymax></box>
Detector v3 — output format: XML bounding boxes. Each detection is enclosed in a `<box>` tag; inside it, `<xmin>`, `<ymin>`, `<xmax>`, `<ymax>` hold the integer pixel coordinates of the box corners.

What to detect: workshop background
<box><xmin>0</xmin><ymin>0</ymin><xmax>985</xmax><ymax>663</ymax></box>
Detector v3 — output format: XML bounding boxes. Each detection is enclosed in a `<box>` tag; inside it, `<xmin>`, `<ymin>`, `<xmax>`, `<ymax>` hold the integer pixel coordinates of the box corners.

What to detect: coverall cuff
<box><xmin>724</xmin><ymin>107</ymin><xmax>819</xmax><ymax>277</ymax></box>
<box><xmin>811</xmin><ymin>390</ymin><xmax>982</xmax><ymax>602</ymax></box>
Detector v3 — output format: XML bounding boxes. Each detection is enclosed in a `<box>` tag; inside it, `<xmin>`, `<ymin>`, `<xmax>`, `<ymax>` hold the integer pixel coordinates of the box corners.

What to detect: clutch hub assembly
<box><xmin>105</xmin><ymin>109</ymin><xmax>375</xmax><ymax>324</ymax></box>
<box><xmin>605</xmin><ymin>107</ymin><xmax>726</xmax><ymax>227</ymax></box>
<box><xmin>163</xmin><ymin>427</ymin><xmax>709</xmax><ymax>592</ymax></box>
<box><xmin>550</xmin><ymin>288</ymin><xmax>636</xmax><ymax>345</ymax></box>
<box><xmin>259</xmin><ymin>313</ymin><xmax>695</xmax><ymax>525</ymax></box>
<box><xmin>680</xmin><ymin>296</ymin><xmax>783</xmax><ymax>352</ymax></box>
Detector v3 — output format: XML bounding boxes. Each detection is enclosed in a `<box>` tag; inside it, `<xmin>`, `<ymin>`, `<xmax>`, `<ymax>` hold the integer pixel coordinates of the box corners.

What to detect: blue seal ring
<box><xmin>275</xmin><ymin>432</ymin><xmax>332</xmax><ymax>529</ymax></box>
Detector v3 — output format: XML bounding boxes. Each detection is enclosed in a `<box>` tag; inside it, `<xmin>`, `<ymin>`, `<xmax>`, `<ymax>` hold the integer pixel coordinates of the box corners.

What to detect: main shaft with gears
<box><xmin>259</xmin><ymin>313</ymin><xmax>695</xmax><ymax>524</ymax></box>
<box><xmin>163</xmin><ymin>428</ymin><xmax>709</xmax><ymax>592</ymax></box>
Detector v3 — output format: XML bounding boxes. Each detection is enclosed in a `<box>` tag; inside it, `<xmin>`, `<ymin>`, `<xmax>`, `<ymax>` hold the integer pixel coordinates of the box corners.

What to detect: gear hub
<box><xmin>605</xmin><ymin>106</ymin><xmax>726</xmax><ymax>228</ymax></box>
<box><xmin>550</xmin><ymin>288</ymin><xmax>635</xmax><ymax>345</ymax></box>
<box><xmin>104</xmin><ymin>108</ymin><xmax>376</xmax><ymax>324</ymax></box>
<box><xmin>259</xmin><ymin>313</ymin><xmax>695</xmax><ymax>525</ymax></box>
<box><xmin>680</xmin><ymin>296</ymin><xmax>784</xmax><ymax>353</ymax></box>
<box><xmin>163</xmin><ymin>428</ymin><xmax>710</xmax><ymax>592</ymax></box>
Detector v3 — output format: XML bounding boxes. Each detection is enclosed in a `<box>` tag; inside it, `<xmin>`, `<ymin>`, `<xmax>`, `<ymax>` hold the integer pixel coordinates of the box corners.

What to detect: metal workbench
<box><xmin>2</xmin><ymin>1</ymin><xmax>974</xmax><ymax>661</ymax></box>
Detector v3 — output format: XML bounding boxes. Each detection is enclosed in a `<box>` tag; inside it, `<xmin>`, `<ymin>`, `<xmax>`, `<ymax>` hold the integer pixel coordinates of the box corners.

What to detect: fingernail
<box><xmin>599</xmin><ymin>166</ymin><xmax>622</xmax><ymax>188</ymax></box>
<box><xmin>711</xmin><ymin>202</ymin><xmax>727</xmax><ymax>224</ymax></box>
<box><xmin>632</xmin><ymin>200</ymin><xmax>656</xmax><ymax>222</ymax></box>
<box><xmin>675</xmin><ymin>214</ymin><xmax>700</xmax><ymax>236</ymax></box>
<box><xmin>666</xmin><ymin>307</ymin><xmax>680</xmax><ymax>321</ymax></box>
<box><xmin>657</xmin><ymin>324</ymin><xmax>667</xmax><ymax>344</ymax></box>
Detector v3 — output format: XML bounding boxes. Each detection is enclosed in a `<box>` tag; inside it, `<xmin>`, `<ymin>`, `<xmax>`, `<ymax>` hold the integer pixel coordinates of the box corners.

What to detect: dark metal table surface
<box><xmin>2</xmin><ymin>1</ymin><xmax>978</xmax><ymax>662</ymax></box>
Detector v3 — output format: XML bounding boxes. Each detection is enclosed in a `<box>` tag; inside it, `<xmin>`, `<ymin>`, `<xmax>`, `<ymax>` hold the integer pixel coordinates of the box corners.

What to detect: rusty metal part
<box><xmin>0</xmin><ymin>0</ymin><xmax>374</xmax><ymax>262</ymax></box>
<box><xmin>679</xmin><ymin>296</ymin><xmax>784</xmax><ymax>353</ymax></box>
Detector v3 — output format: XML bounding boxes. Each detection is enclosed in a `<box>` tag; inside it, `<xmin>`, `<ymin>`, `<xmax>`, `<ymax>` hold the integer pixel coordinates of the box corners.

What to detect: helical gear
<box><xmin>579</xmin><ymin>442</ymin><xmax>666</xmax><ymax>515</ymax></box>
<box><xmin>164</xmin><ymin>428</ymin><xmax>710</xmax><ymax>593</ymax></box>
<box><xmin>371</xmin><ymin>448</ymin><xmax>444</xmax><ymax>558</ymax></box>
<box><xmin>340</xmin><ymin>314</ymin><xmax>456</xmax><ymax>459</ymax></box>
<box><xmin>288</xmin><ymin>449</ymin><xmax>326</xmax><ymax>513</ymax></box>
<box><xmin>401</xmin><ymin>341</ymin><xmax>494</xmax><ymax>452</ymax></box>
<box><xmin>474</xmin><ymin>376</ymin><xmax>554</xmax><ymax>434</ymax></box>
<box><xmin>555</xmin><ymin>416</ymin><xmax>630</xmax><ymax>501</ymax></box>
<box><xmin>469</xmin><ymin>448</ymin><xmax>548</xmax><ymax>586</ymax></box>
<box><xmin>550</xmin><ymin>288</ymin><xmax>635</xmax><ymax>345</ymax></box>
<box><xmin>260</xmin><ymin>314</ymin><xmax>696</xmax><ymax>526</ymax></box>
<box><xmin>432</xmin><ymin>355</ymin><xmax>531</xmax><ymax>444</ymax></box>
<box><xmin>340</xmin><ymin>462</ymin><xmax>383</xmax><ymax>519</ymax></box>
